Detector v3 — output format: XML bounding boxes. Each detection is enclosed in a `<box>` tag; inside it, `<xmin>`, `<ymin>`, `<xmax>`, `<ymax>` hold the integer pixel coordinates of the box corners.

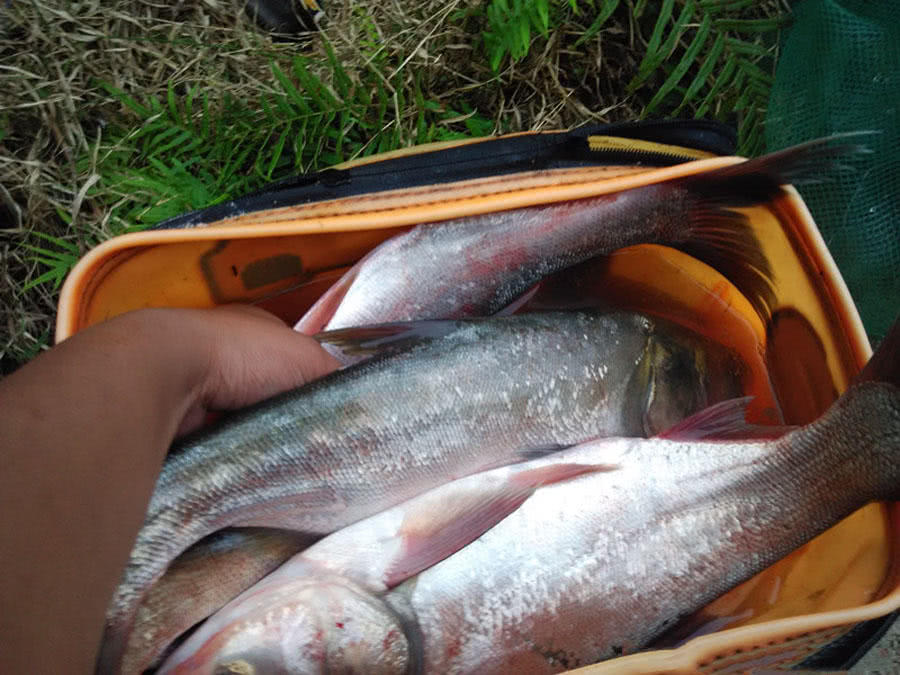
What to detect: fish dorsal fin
<box><xmin>658</xmin><ymin>397</ymin><xmax>754</xmax><ymax>441</ymax></box>
<box><xmin>315</xmin><ymin>319</ymin><xmax>466</xmax><ymax>358</ymax></box>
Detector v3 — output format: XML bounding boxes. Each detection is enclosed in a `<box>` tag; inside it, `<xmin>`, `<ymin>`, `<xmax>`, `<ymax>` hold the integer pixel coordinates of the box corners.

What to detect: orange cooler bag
<box><xmin>56</xmin><ymin>120</ymin><xmax>898</xmax><ymax>672</ymax></box>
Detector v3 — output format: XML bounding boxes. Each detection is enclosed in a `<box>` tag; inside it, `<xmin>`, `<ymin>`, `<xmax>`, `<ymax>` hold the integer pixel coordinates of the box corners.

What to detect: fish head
<box><xmin>161</xmin><ymin>577</ymin><xmax>411</xmax><ymax>675</ymax></box>
<box><xmin>636</xmin><ymin>319</ymin><xmax>745</xmax><ymax>436</ymax></box>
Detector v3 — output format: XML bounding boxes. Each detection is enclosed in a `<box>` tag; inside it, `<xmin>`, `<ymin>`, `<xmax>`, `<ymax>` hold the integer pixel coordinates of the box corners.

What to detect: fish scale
<box><xmin>294</xmin><ymin>183</ymin><xmax>750</xmax><ymax>334</ymax></box>
<box><xmin>295</xmin><ymin>140</ymin><xmax>869</xmax><ymax>338</ymax></box>
<box><xmin>155</xmin><ymin>378</ymin><xmax>900</xmax><ymax>674</ymax></box>
<box><xmin>101</xmin><ymin>310</ymin><xmax>743</xmax><ymax>673</ymax></box>
<box><xmin>382</xmin><ymin>384</ymin><xmax>900</xmax><ymax>673</ymax></box>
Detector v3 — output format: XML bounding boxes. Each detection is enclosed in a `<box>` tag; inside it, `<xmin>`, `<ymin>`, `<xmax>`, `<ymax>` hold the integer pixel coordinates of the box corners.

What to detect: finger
<box><xmin>201</xmin><ymin>307</ymin><xmax>341</xmax><ymax>413</ymax></box>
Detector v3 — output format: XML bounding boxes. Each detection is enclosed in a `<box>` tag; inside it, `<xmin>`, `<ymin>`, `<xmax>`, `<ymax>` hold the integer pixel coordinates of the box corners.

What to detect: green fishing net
<box><xmin>765</xmin><ymin>0</ymin><xmax>899</xmax><ymax>341</ymax></box>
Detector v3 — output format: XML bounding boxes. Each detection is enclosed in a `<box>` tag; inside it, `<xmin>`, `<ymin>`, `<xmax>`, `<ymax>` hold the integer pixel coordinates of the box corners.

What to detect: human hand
<box><xmin>174</xmin><ymin>304</ymin><xmax>340</xmax><ymax>435</ymax></box>
<box><xmin>0</xmin><ymin>305</ymin><xmax>339</xmax><ymax>674</ymax></box>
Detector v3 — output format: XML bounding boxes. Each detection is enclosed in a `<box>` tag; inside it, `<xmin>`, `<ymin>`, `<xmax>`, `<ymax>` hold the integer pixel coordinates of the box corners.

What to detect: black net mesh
<box><xmin>765</xmin><ymin>0</ymin><xmax>899</xmax><ymax>340</ymax></box>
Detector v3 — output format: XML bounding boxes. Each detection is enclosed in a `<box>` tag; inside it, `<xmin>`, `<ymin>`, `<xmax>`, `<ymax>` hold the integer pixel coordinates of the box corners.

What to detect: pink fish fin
<box><xmin>658</xmin><ymin>397</ymin><xmax>796</xmax><ymax>441</ymax></box>
<box><xmin>293</xmin><ymin>264</ymin><xmax>363</xmax><ymax>334</ymax></box>
<box><xmin>383</xmin><ymin>462</ymin><xmax>615</xmax><ymax>587</ymax></box>
<box><xmin>315</xmin><ymin>319</ymin><xmax>466</xmax><ymax>358</ymax></box>
<box><xmin>658</xmin><ymin>397</ymin><xmax>754</xmax><ymax>440</ymax></box>
<box><xmin>494</xmin><ymin>282</ymin><xmax>542</xmax><ymax>316</ymax></box>
<box><xmin>672</xmin><ymin>134</ymin><xmax>872</xmax><ymax>320</ymax></box>
<box><xmin>855</xmin><ymin>313</ymin><xmax>900</xmax><ymax>386</ymax></box>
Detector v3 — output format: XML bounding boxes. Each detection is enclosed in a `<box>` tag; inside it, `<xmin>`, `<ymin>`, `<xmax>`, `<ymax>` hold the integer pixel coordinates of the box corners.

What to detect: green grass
<box><xmin>0</xmin><ymin>0</ymin><xmax>787</xmax><ymax>372</ymax></box>
<box><xmin>84</xmin><ymin>46</ymin><xmax>500</xmax><ymax>235</ymax></box>
<box><xmin>475</xmin><ymin>0</ymin><xmax>783</xmax><ymax>154</ymax></box>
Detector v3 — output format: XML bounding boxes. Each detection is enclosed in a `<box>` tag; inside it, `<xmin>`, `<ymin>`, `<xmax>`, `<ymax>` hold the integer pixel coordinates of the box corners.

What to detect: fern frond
<box><xmin>481</xmin><ymin>0</ymin><xmax>573</xmax><ymax>71</ymax></box>
<box><xmin>628</xmin><ymin>0</ymin><xmax>681</xmax><ymax>91</ymax></box>
<box><xmin>643</xmin><ymin>12</ymin><xmax>711</xmax><ymax>116</ymax></box>
<box><xmin>22</xmin><ymin>232</ymin><xmax>81</xmax><ymax>291</ymax></box>
<box><xmin>673</xmin><ymin>32</ymin><xmax>725</xmax><ymax>116</ymax></box>
<box><xmin>623</xmin><ymin>1</ymin><xmax>784</xmax><ymax>156</ymax></box>
<box><xmin>64</xmin><ymin>10</ymin><xmax>500</xmax><ymax>247</ymax></box>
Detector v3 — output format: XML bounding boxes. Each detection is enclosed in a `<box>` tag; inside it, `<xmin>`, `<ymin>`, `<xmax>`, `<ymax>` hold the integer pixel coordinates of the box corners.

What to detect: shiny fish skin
<box><xmin>157</xmin><ymin>458</ymin><xmax>609</xmax><ymax>674</ymax></box>
<box><xmin>295</xmin><ymin>138</ymin><xmax>859</xmax><ymax>335</ymax></box>
<box><xmin>100</xmin><ymin>311</ymin><xmax>741</xmax><ymax>672</ymax></box>
<box><xmin>383</xmin><ymin>382</ymin><xmax>900</xmax><ymax>673</ymax></box>
<box><xmin>123</xmin><ymin>529</ymin><xmax>311</xmax><ymax>674</ymax></box>
<box><xmin>295</xmin><ymin>184</ymin><xmax>746</xmax><ymax>333</ymax></box>
<box><xmin>157</xmin><ymin>381</ymin><xmax>900</xmax><ymax>675</ymax></box>
<box><xmin>294</xmin><ymin>139</ymin><xmax>864</xmax><ymax>335</ymax></box>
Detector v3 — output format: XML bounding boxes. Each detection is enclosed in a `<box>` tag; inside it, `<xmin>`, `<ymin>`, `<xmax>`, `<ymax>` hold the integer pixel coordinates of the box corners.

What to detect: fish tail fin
<box><xmin>674</xmin><ymin>204</ymin><xmax>775</xmax><ymax>320</ymax></box>
<box><xmin>680</xmin><ymin>133</ymin><xmax>873</xmax><ymax>204</ymax></box>
<box><xmin>670</xmin><ymin>133</ymin><xmax>874</xmax><ymax>319</ymax></box>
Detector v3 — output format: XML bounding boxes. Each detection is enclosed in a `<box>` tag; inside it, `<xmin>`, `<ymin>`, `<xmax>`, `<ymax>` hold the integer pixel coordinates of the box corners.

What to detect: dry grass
<box><xmin>2</xmin><ymin>0</ymin><xmax>309</xmax><ymax>371</ymax></box>
<box><xmin>0</xmin><ymin>0</ymin><xmax>787</xmax><ymax>374</ymax></box>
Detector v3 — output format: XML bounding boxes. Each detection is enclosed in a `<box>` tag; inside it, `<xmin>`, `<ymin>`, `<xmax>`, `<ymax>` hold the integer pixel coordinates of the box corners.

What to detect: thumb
<box><xmin>178</xmin><ymin>305</ymin><xmax>341</xmax><ymax>435</ymax></box>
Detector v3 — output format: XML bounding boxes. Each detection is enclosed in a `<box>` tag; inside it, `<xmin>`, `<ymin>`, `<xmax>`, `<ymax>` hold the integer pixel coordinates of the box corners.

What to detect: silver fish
<box><xmin>294</xmin><ymin>139</ymin><xmax>856</xmax><ymax>335</ymax></box>
<box><xmin>99</xmin><ymin>310</ymin><xmax>743</xmax><ymax>672</ymax></box>
<box><xmin>381</xmin><ymin>388</ymin><xmax>900</xmax><ymax>673</ymax></box>
<box><xmin>157</xmin><ymin>459</ymin><xmax>615</xmax><ymax>673</ymax></box>
<box><xmin>160</xmin><ymin>322</ymin><xmax>900</xmax><ymax>674</ymax></box>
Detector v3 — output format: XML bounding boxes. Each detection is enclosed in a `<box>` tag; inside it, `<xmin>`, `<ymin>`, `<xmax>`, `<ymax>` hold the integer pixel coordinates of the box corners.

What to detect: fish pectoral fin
<box><xmin>315</xmin><ymin>319</ymin><xmax>466</xmax><ymax>357</ymax></box>
<box><xmin>657</xmin><ymin>396</ymin><xmax>758</xmax><ymax>440</ymax></box>
<box><xmin>383</xmin><ymin>462</ymin><xmax>614</xmax><ymax>588</ymax></box>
